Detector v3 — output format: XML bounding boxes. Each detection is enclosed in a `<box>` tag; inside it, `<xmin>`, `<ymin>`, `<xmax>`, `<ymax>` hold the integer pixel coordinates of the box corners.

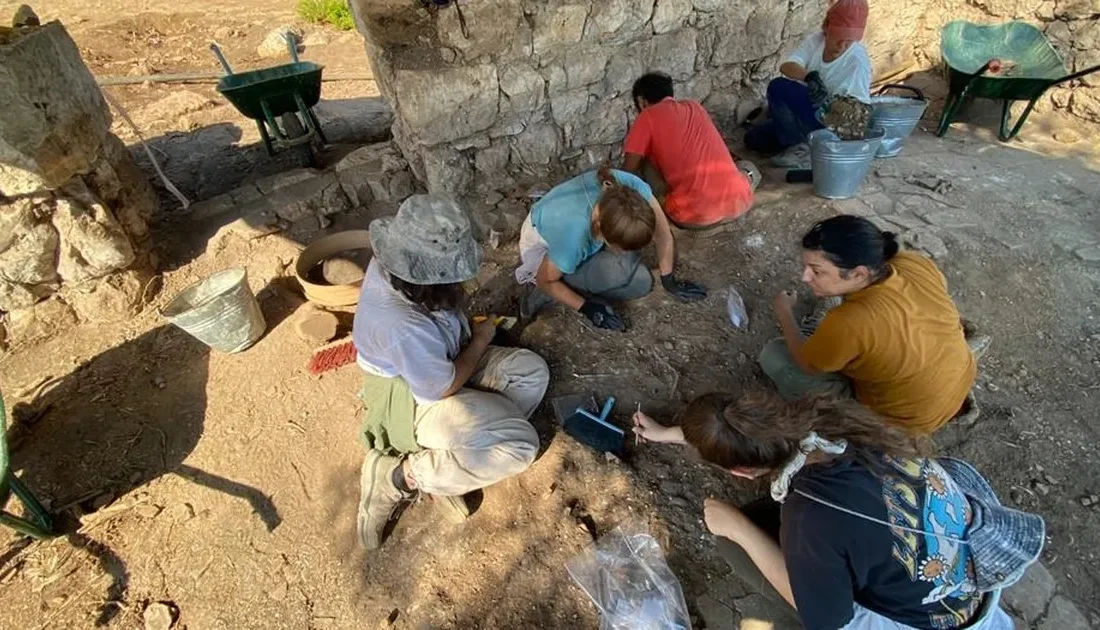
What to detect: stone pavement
<box><xmin>697</xmin><ymin>559</ymin><xmax>1092</xmax><ymax>629</ymax></box>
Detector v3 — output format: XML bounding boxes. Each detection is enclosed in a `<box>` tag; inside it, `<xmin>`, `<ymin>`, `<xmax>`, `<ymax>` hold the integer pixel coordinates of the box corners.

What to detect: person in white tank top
<box><xmin>744</xmin><ymin>0</ymin><xmax>873</xmax><ymax>161</ymax></box>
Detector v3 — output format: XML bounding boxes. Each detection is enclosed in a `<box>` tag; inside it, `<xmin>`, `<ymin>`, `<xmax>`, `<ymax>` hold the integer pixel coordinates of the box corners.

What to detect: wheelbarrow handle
<box><xmin>209</xmin><ymin>42</ymin><xmax>233</xmax><ymax>75</ymax></box>
<box><xmin>1052</xmin><ymin>63</ymin><xmax>1100</xmax><ymax>87</ymax></box>
<box><xmin>285</xmin><ymin>33</ymin><xmax>300</xmax><ymax>64</ymax></box>
<box><xmin>876</xmin><ymin>83</ymin><xmax>925</xmax><ymax>101</ymax></box>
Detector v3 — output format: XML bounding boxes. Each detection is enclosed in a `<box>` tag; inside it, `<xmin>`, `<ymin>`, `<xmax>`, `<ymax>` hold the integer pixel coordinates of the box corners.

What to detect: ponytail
<box><xmin>596</xmin><ymin>165</ymin><xmax>617</xmax><ymax>190</ymax></box>
<box><xmin>882</xmin><ymin>230</ymin><xmax>899</xmax><ymax>260</ymax></box>
<box><xmin>802</xmin><ymin>215</ymin><xmax>899</xmax><ymax>280</ymax></box>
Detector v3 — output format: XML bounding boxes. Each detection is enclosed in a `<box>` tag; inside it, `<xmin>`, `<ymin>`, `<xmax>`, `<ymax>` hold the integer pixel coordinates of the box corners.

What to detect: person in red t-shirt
<box><xmin>623</xmin><ymin>72</ymin><xmax>759</xmax><ymax>230</ymax></box>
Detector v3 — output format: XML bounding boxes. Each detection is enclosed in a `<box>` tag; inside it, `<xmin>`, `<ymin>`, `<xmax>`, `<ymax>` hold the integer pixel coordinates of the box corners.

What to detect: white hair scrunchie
<box><xmin>770</xmin><ymin>432</ymin><xmax>848</xmax><ymax>502</ymax></box>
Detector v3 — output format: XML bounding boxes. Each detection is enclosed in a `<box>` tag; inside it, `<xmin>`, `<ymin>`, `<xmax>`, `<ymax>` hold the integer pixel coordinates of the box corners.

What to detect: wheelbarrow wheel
<box><xmin>280</xmin><ymin>112</ymin><xmax>316</xmax><ymax>168</ymax></box>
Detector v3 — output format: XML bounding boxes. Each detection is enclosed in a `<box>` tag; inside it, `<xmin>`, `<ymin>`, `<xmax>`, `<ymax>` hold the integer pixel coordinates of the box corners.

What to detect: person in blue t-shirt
<box><xmin>515</xmin><ymin>166</ymin><xmax>705</xmax><ymax>331</ymax></box>
<box><xmin>632</xmin><ymin>392</ymin><xmax>1042</xmax><ymax>630</ymax></box>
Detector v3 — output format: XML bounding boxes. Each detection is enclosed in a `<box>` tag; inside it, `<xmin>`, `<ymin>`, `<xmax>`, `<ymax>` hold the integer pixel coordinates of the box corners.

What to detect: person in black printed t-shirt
<box><xmin>632</xmin><ymin>391</ymin><xmax>1045</xmax><ymax>630</ymax></box>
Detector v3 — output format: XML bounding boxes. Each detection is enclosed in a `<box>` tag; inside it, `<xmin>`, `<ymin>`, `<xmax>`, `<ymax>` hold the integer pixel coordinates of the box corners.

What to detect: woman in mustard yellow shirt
<box><xmin>759</xmin><ymin>215</ymin><xmax>976</xmax><ymax>435</ymax></box>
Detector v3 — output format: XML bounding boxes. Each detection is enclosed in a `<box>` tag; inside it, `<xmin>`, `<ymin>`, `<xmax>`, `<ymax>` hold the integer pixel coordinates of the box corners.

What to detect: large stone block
<box><xmin>511</xmin><ymin>124</ymin><xmax>562</xmax><ymax>167</ymax></box>
<box><xmin>0</xmin><ymin>22</ymin><xmax>111</xmax><ymax>191</ymax></box>
<box><xmin>63</xmin><ymin>268</ymin><xmax>148</xmax><ymax>324</ymax></box>
<box><xmin>551</xmin><ymin>88</ymin><xmax>592</xmax><ymax>125</ymax></box>
<box><xmin>585</xmin><ymin>0</ymin><xmax>653</xmax><ymax>43</ymax></box>
<box><xmin>421</xmin><ymin>144</ymin><xmax>473</xmax><ymax>195</ymax></box>
<box><xmin>52</xmin><ymin>186</ymin><xmax>136</xmax><ymax>284</ymax></box>
<box><xmin>713</xmin><ymin>0</ymin><xmax>788</xmax><ymax>65</ymax></box>
<box><xmin>0</xmin><ymin>200</ymin><xmax>58</xmax><ymax>287</ymax></box>
<box><xmin>393</xmin><ymin>64</ymin><xmax>499</xmax><ymax>145</ymax></box>
<box><xmin>499</xmin><ymin>63</ymin><xmax>546</xmax><ymax>115</ymax></box>
<box><xmin>653</xmin><ymin>0</ymin><xmax>693</xmax><ymax>34</ymax></box>
<box><xmin>532</xmin><ymin>3</ymin><xmax>589</xmax><ymax>57</ymax></box>
<box><xmin>334</xmin><ymin>141</ymin><xmax>414</xmax><ymax>206</ymax></box>
<box><xmin>437</xmin><ymin>0</ymin><xmax>524</xmax><ymax>60</ymax></box>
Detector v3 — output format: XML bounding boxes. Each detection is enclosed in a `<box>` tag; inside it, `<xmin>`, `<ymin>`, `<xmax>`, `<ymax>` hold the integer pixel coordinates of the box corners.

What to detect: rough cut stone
<box><xmin>902</xmin><ymin>227</ymin><xmax>948</xmax><ymax>260</ymax></box>
<box><xmin>257</xmin><ymin>27</ymin><xmax>301</xmax><ymax>59</ymax></box>
<box><xmin>924</xmin><ymin>210</ymin><xmax>978</xmax><ymax>229</ymax></box>
<box><xmin>653</xmin><ymin>0</ymin><xmax>693</xmax><ymax>33</ymax></box>
<box><xmin>561</xmin><ymin>47</ymin><xmax>611</xmax><ymax>89</ymax></box>
<box><xmin>1074</xmin><ymin>244</ymin><xmax>1100</xmax><ymax>262</ymax></box>
<box><xmin>0</xmin><ymin>202</ymin><xmax>58</xmax><ymax>287</ymax></box>
<box><xmin>52</xmin><ymin>193</ymin><xmax>136</xmax><ymax>284</ymax></box>
<box><xmin>652</xmin><ymin>28</ymin><xmax>698</xmax><ymax>80</ymax></box>
<box><xmin>585</xmin><ymin>0</ymin><xmax>653</xmax><ymax>43</ymax></box>
<box><xmin>713</xmin><ymin>0</ymin><xmax>787</xmax><ymax>64</ymax></box>
<box><xmin>1037</xmin><ymin>596</ymin><xmax>1089</xmax><ymax>630</ymax></box>
<box><xmin>511</xmin><ymin>124</ymin><xmax>561</xmax><ymax>167</ymax></box>
<box><xmin>550</xmin><ymin>89</ymin><xmax>591</xmax><ymax>125</ymax></box>
<box><xmin>6</xmin><ymin>297</ymin><xmax>77</xmax><ymax>347</ymax></box>
<box><xmin>0</xmin><ymin>22</ymin><xmax>111</xmax><ymax>191</ymax></box>
<box><xmin>695</xmin><ymin>594</ymin><xmax>737</xmax><ymax>630</ymax></box>
<box><xmin>532</xmin><ymin>4</ymin><xmax>589</xmax><ymax>56</ymax></box>
<box><xmin>499</xmin><ymin>63</ymin><xmax>546</xmax><ymax>114</ymax></box>
<box><xmin>334</xmin><ymin>141</ymin><xmax>413</xmax><ymax>206</ymax></box>
<box><xmin>437</xmin><ymin>0</ymin><xmax>523</xmax><ymax>60</ymax></box>
<box><xmin>63</xmin><ymin>268</ymin><xmax>147</xmax><ymax>323</ymax></box>
<box><xmin>393</xmin><ymin>65</ymin><xmax>499</xmax><ymax>146</ymax></box>
<box><xmin>421</xmin><ymin>144</ymin><xmax>472</xmax><ymax>195</ymax></box>
<box><xmin>1003</xmin><ymin>562</ymin><xmax>1056</xmax><ymax>624</ymax></box>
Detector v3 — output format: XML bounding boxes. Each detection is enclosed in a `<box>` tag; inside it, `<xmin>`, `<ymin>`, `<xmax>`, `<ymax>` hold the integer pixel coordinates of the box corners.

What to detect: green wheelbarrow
<box><xmin>1</xmin><ymin>392</ymin><xmax>56</xmax><ymax>539</ymax></box>
<box><xmin>937</xmin><ymin>20</ymin><xmax>1100</xmax><ymax>141</ymax></box>
<box><xmin>211</xmin><ymin>35</ymin><xmax>327</xmax><ymax>167</ymax></box>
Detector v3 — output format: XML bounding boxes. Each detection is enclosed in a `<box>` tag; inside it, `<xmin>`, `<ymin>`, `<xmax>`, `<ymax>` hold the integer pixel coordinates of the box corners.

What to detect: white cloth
<box><xmin>786</xmin><ymin>32</ymin><xmax>873</xmax><ymax>103</ymax></box>
<box><xmin>408</xmin><ymin>346</ymin><xmax>549</xmax><ymax>496</ymax></box>
<box><xmin>770</xmin><ymin>431</ymin><xmax>849</xmax><ymax>502</ymax></box>
<box><xmin>352</xmin><ymin>259</ymin><xmax>466</xmax><ymax>404</ymax></box>
<box><xmin>515</xmin><ymin>213</ymin><xmax>550</xmax><ymax>285</ymax></box>
<box><xmin>842</xmin><ymin>591</ymin><xmax>1014</xmax><ymax>630</ymax></box>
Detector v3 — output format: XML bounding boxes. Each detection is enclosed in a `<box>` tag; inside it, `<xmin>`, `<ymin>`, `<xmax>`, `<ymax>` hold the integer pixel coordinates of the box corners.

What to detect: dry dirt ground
<box><xmin>3</xmin><ymin>2</ymin><xmax>1100</xmax><ymax>630</ymax></box>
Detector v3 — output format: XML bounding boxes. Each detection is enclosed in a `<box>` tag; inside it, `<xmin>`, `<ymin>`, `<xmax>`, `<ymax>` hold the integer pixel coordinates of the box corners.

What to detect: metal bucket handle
<box><xmin>876</xmin><ymin>83</ymin><xmax>926</xmax><ymax>102</ymax></box>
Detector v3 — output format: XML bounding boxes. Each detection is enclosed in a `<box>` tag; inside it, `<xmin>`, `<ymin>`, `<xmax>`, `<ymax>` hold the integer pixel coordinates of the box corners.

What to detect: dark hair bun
<box><xmin>882</xmin><ymin>231</ymin><xmax>899</xmax><ymax>259</ymax></box>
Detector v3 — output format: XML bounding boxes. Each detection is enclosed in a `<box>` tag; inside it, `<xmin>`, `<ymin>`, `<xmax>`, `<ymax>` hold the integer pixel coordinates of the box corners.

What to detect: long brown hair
<box><xmin>595</xmin><ymin>165</ymin><xmax>654</xmax><ymax>250</ymax></box>
<box><xmin>677</xmin><ymin>391</ymin><xmax>924</xmax><ymax>471</ymax></box>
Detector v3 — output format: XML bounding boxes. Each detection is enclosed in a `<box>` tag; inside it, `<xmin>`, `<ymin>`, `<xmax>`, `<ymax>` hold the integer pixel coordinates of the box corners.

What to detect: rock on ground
<box><xmin>142</xmin><ymin>602</ymin><xmax>175</xmax><ymax>630</ymax></box>
<box><xmin>257</xmin><ymin>26</ymin><xmax>301</xmax><ymax>59</ymax></box>
<box><xmin>1003</xmin><ymin>562</ymin><xmax>1056</xmax><ymax>624</ymax></box>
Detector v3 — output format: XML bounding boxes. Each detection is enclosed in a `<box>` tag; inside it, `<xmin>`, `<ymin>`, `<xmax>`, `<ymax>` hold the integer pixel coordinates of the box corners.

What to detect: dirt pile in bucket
<box><xmin>822</xmin><ymin>96</ymin><xmax>873</xmax><ymax>140</ymax></box>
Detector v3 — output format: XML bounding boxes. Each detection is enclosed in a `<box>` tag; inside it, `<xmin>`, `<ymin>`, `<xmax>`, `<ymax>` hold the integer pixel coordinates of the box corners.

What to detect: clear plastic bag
<box><xmin>566</xmin><ymin>521</ymin><xmax>692</xmax><ymax>630</ymax></box>
<box><xmin>726</xmin><ymin>285</ymin><xmax>749</xmax><ymax>330</ymax></box>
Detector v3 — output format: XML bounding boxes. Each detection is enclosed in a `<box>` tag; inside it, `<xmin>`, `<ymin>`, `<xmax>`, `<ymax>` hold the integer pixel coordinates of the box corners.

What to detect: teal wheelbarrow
<box><xmin>937</xmin><ymin>20</ymin><xmax>1100</xmax><ymax>141</ymax></box>
<box><xmin>211</xmin><ymin>35</ymin><xmax>327</xmax><ymax>166</ymax></box>
<box><xmin>1</xmin><ymin>392</ymin><xmax>56</xmax><ymax>539</ymax></box>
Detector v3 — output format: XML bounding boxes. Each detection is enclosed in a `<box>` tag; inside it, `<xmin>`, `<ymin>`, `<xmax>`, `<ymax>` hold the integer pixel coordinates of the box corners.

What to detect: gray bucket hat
<box><xmin>369</xmin><ymin>194</ymin><xmax>481</xmax><ymax>285</ymax></box>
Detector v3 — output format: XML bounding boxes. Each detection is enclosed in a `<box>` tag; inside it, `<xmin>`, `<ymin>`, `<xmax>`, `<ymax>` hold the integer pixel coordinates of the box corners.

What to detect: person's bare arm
<box><xmin>632</xmin><ymin>411</ymin><xmax>686</xmax><ymax>444</ymax></box>
<box><xmin>535</xmin><ymin>257</ymin><xmax>584</xmax><ymax>311</ymax></box>
<box><xmin>705</xmin><ymin>500</ymin><xmax>797</xmax><ymax>608</ymax></box>
<box><xmin>441</xmin><ymin>318</ymin><xmax>495</xmax><ymax>397</ymax></box>
<box><xmin>774</xmin><ymin>292</ymin><xmax>819</xmax><ymax>374</ymax></box>
<box><xmin>780</xmin><ymin>62</ymin><xmax>809</xmax><ymax>81</ymax></box>
<box><xmin>648</xmin><ymin>197</ymin><xmax>675</xmax><ymax>276</ymax></box>
<box><xmin>623</xmin><ymin>153</ymin><xmax>644</xmax><ymax>175</ymax></box>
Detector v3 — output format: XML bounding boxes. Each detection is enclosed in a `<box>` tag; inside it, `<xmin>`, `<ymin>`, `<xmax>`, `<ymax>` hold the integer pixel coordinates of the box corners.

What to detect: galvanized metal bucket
<box><xmin>809</xmin><ymin>127</ymin><xmax>886</xmax><ymax>199</ymax></box>
<box><xmin>870</xmin><ymin>84</ymin><xmax>928</xmax><ymax>158</ymax></box>
<box><xmin>161</xmin><ymin>268</ymin><xmax>266</xmax><ymax>353</ymax></box>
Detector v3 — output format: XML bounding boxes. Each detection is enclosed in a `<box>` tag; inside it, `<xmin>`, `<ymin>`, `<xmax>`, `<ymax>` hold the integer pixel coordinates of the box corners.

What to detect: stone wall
<box><xmin>351</xmin><ymin>0</ymin><xmax>1098</xmax><ymax>198</ymax></box>
<box><xmin>1</xmin><ymin>22</ymin><xmax>157</xmax><ymax>344</ymax></box>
